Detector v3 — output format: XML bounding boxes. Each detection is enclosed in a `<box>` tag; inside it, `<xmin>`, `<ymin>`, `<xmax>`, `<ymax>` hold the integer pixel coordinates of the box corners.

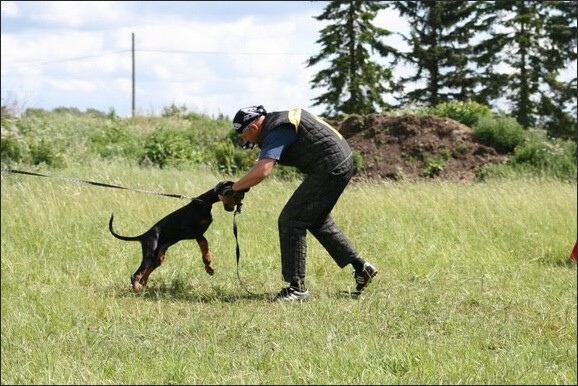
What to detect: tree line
<box><xmin>307</xmin><ymin>0</ymin><xmax>576</xmax><ymax>141</ymax></box>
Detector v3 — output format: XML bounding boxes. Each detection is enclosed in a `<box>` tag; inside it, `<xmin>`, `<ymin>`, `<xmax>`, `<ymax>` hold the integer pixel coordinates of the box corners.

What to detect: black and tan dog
<box><xmin>108</xmin><ymin>181</ymin><xmax>246</xmax><ymax>292</ymax></box>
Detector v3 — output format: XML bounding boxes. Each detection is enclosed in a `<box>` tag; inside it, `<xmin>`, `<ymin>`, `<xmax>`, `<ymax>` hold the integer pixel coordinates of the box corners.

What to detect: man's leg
<box><xmin>278</xmin><ymin>164</ymin><xmax>352</xmax><ymax>284</ymax></box>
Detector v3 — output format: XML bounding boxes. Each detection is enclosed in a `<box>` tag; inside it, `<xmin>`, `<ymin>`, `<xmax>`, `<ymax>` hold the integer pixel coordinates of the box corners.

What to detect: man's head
<box><xmin>233</xmin><ymin>105</ymin><xmax>267</xmax><ymax>133</ymax></box>
<box><xmin>233</xmin><ymin>105</ymin><xmax>267</xmax><ymax>148</ymax></box>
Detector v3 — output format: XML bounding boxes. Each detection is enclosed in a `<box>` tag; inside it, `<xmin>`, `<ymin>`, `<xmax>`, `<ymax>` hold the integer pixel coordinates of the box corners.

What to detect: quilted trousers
<box><xmin>278</xmin><ymin>156</ymin><xmax>359</xmax><ymax>285</ymax></box>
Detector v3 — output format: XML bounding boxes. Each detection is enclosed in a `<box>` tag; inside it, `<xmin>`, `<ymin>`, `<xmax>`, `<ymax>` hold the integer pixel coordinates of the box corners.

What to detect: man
<box><xmin>229</xmin><ymin>105</ymin><xmax>377</xmax><ymax>301</ymax></box>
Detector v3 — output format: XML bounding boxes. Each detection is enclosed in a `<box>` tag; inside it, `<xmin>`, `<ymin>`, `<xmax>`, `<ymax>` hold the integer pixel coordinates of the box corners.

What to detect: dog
<box><xmin>108</xmin><ymin>181</ymin><xmax>246</xmax><ymax>292</ymax></box>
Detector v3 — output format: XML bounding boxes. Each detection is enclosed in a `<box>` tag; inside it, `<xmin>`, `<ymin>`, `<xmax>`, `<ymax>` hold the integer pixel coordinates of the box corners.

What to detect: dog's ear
<box><xmin>215</xmin><ymin>180</ymin><xmax>234</xmax><ymax>195</ymax></box>
<box><xmin>215</xmin><ymin>180</ymin><xmax>250</xmax><ymax>196</ymax></box>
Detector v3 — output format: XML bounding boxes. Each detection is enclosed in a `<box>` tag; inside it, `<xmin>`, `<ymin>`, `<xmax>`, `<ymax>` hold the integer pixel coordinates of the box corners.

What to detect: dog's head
<box><xmin>215</xmin><ymin>181</ymin><xmax>248</xmax><ymax>212</ymax></box>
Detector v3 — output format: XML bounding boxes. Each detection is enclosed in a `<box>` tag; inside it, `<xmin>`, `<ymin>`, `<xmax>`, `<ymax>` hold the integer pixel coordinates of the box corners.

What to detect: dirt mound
<box><xmin>335</xmin><ymin>114</ymin><xmax>506</xmax><ymax>182</ymax></box>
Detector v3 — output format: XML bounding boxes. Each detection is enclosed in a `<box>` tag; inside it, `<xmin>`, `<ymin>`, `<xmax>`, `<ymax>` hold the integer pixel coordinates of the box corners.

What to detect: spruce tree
<box><xmin>477</xmin><ymin>1</ymin><xmax>576</xmax><ymax>131</ymax></box>
<box><xmin>306</xmin><ymin>1</ymin><xmax>399</xmax><ymax>119</ymax></box>
<box><xmin>392</xmin><ymin>1</ymin><xmax>484</xmax><ymax>107</ymax></box>
<box><xmin>537</xmin><ymin>1</ymin><xmax>576</xmax><ymax>139</ymax></box>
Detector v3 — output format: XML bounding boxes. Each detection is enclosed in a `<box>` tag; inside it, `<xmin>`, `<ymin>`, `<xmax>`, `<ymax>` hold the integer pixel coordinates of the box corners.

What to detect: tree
<box><xmin>392</xmin><ymin>1</ymin><xmax>486</xmax><ymax>107</ymax></box>
<box><xmin>537</xmin><ymin>1</ymin><xmax>576</xmax><ymax>140</ymax></box>
<box><xmin>391</xmin><ymin>0</ymin><xmax>576</xmax><ymax>138</ymax></box>
<box><xmin>306</xmin><ymin>0</ymin><xmax>399</xmax><ymax>119</ymax></box>
<box><xmin>477</xmin><ymin>1</ymin><xmax>576</xmax><ymax>132</ymax></box>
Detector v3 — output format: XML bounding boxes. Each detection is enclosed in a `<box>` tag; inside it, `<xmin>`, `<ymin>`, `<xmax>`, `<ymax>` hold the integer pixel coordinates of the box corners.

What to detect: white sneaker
<box><xmin>273</xmin><ymin>286</ymin><xmax>310</xmax><ymax>301</ymax></box>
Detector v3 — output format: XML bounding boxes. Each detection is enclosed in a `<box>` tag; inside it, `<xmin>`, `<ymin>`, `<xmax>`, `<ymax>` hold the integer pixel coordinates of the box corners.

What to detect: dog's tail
<box><xmin>108</xmin><ymin>214</ymin><xmax>142</xmax><ymax>241</ymax></box>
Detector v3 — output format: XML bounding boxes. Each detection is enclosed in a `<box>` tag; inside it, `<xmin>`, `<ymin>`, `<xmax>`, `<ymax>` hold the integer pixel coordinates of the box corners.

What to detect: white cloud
<box><xmin>374</xmin><ymin>7</ymin><xmax>410</xmax><ymax>53</ymax></box>
<box><xmin>28</xmin><ymin>1</ymin><xmax>126</xmax><ymax>27</ymax></box>
<box><xmin>1</xmin><ymin>1</ymin><xmax>18</xmax><ymax>17</ymax></box>
<box><xmin>1</xmin><ymin>1</ymin><xmax>330</xmax><ymax>117</ymax></box>
<box><xmin>47</xmin><ymin>78</ymin><xmax>97</xmax><ymax>93</ymax></box>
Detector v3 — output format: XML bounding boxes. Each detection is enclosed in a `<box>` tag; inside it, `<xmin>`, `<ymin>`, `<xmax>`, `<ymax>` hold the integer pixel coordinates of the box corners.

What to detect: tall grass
<box><xmin>1</xmin><ymin>162</ymin><xmax>576</xmax><ymax>385</ymax></box>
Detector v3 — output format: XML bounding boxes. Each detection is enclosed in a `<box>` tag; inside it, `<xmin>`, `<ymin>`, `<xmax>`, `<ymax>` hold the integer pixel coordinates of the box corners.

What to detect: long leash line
<box><xmin>3</xmin><ymin>167</ymin><xmax>258</xmax><ymax>296</ymax></box>
<box><xmin>233</xmin><ymin>205</ymin><xmax>261</xmax><ymax>297</ymax></box>
<box><xmin>1</xmin><ymin>167</ymin><xmax>191</xmax><ymax>200</ymax></box>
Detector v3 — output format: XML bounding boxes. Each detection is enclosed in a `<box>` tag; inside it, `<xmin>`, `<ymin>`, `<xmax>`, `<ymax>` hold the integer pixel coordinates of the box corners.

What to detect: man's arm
<box><xmin>232</xmin><ymin>158</ymin><xmax>276</xmax><ymax>191</ymax></box>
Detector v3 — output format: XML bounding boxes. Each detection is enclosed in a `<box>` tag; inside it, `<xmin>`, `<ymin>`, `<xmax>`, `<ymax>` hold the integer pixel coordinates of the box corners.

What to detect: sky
<box><xmin>1</xmin><ymin>0</ymin><xmax>408</xmax><ymax>119</ymax></box>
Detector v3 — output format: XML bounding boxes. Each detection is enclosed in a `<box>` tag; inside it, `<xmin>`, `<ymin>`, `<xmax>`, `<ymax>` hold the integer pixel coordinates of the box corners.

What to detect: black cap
<box><xmin>232</xmin><ymin>105</ymin><xmax>267</xmax><ymax>134</ymax></box>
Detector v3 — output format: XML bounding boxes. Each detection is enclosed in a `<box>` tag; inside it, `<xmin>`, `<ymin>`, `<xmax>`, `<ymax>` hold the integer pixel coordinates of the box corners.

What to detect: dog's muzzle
<box><xmin>216</xmin><ymin>181</ymin><xmax>248</xmax><ymax>212</ymax></box>
<box><xmin>222</xmin><ymin>190</ymin><xmax>245</xmax><ymax>212</ymax></box>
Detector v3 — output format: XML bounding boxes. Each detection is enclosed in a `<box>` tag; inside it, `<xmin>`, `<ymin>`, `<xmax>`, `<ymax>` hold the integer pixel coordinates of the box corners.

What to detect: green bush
<box><xmin>474</xmin><ymin>115</ymin><xmax>526</xmax><ymax>153</ymax></box>
<box><xmin>22</xmin><ymin>108</ymin><xmax>52</xmax><ymax>119</ymax></box>
<box><xmin>88</xmin><ymin>121</ymin><xmax>141</xmax><ymax>159</ymax></box>
<box><xmin>430</xmin><ymin>100</ymin><xmax>492</xmax><ymax>127</ymax></box>
<box><xmin>270</xmin><ymin>164</ymin><xmax>303</xmax><ymax>180</ymax></box>
<box><xmin>0</xmin><ymin>133</ymin><xmax>26</xmax><ymax>164</ymax></box>
<box><xmin>212</xmin><ymin>142</ymin><xmax>239</xmax><ymax>174</ymax></box>
<box><xmin>2</xmin><ymin>105</ymin><xmax>575</xmax><ymax>181</ymax></box>
<box><xmin>139</xmin><ymin>126</ymin><xmax>205</xmax><ymax>168</ymax></box>
<box><xmin>212</xmin><ymin>141</ymin><xmax>258</xmax><ymax>175</ymax></box>
<box><xmin>352</xmin><ymin>150</ymin><xmax>363</xmax><ymax>174</ymax></box>
<box><xmin>1</xmin><ymin>105</ymin><xmax>17</xmax><ymax>129</ymax></box>
<box><xmin>1</xmin><ymin>123</ymin><xmax>67</xmax><ymax>168</ymax></box>
<box><xmin>422</xmin><ymin>149</ymin><xmax>452</xmax><ymax>178</ymax></box>
<box><xmin>28</xmin><ymin>137</ymin><xmax>67</xmax><ymax>168</ymax></box>
<box><xmin>510</xmin><ymin>129</ymin><xmax>576</xmax><ymax>180</ymax></box>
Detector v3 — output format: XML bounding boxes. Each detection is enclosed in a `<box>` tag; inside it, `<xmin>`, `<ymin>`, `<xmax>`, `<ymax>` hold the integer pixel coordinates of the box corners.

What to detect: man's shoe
<box><xmin>354</xmin><ymin>262</ymin><xmax>378</xmax><ymax>292</ymax></box>
<box><xmin>273</xmin><ymin>286</ymin><xmax>310</xmax><ymax>302</ymax></box>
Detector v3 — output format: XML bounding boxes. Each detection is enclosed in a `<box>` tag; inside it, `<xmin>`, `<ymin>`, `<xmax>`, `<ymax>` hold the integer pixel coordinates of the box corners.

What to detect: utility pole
<box><xmin>131</xmin><ymin>32</ymin><xmax>135</xmax><ymax>117</ymax></box>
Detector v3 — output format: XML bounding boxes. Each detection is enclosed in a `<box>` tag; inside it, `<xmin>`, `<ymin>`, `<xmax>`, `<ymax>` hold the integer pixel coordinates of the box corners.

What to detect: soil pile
<box><xmin>334</xmin><ymin>114</ymin><xmax>507</xmax><ymax>182</ymax></box>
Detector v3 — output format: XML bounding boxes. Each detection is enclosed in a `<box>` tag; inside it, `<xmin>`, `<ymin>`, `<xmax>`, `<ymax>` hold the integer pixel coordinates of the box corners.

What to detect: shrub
<box><xmin>474</xmin><ymin>115</ymin><xmax>526</xmax><ymax>153</ymax></box>
<box><xmin>139</xmin><ymin>126</ymin><xmax>205</xmax><ymax>168</ymax></box>
<box><xmin>88</xmin><ymin>121</ymin><xmax>141</xmax><ymax>159</ymax></box>
<box><xmin>28</xmin><ymin>137</ymin><xmax>67</xmax><ymax>168</ymax></box>
<box><xmin>430</xmin><ymin>100</ymin><xmax>492</xmax><ymax>127</ymax></box>
<box><xmin>212</xmin><ymin>142</ymin><xmax>239</xmax><ymax>174</ymax></box>
<box><xmin>510</xmin><ymin>129</ymin><xmax>577</xmax><ymax>180</ymax></box>
<box><xmin>352</xmin><ymin>150</ymin><xmax>363</xmax><ymax>174</ymax></box>
<box><xmin>161</xmin><ymin>103</ymin><xmax>189</xmax><ymax>118</ymax></box>
<box><xmin>0</xmin><ymin>133</ymin><xmax>27</xmax><ymax>164</ymax></box>
<box><xmin>1</xmin><ymin>117</ymin><xmax>67</xmax><ymax>167</ymax></box>
<box><xmin>422</xmin><ymin>150</ymin><xmax>451</xmax><ymax>178</ymax></box>
<box><xmin>1</xmin><ymin>105</ymin><xmax>17</xmax><ymax>129</ymax></box>
<box><xmin>212</xmin><ymin>141</ymin><xmax>258</xmax><ymax>175</ymax></box>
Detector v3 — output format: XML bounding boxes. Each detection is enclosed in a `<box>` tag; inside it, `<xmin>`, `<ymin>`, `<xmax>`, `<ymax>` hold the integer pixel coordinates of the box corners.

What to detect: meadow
<box><xmin>1</xmin><ymin>162</ymin><xmax>576</xmax><ymax>385</ymax></box>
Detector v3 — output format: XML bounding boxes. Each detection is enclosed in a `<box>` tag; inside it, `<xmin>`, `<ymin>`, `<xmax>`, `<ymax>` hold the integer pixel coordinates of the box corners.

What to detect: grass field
<box><xmin>1</xmin><ymin>162</ymin><xmax>576</xmax><ymax>385</ymax></box>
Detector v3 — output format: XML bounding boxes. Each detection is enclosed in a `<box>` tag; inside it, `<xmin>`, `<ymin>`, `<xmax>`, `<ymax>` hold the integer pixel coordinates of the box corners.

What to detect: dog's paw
<box><xmin>132</xmin><ymin>281</ymin><xmax>143</xmax><ymax>292</ymax></box>
<box><xmin>205</xmin><ymin>264</ymin><xmax>215</xmax><ymax>276</ymax></box>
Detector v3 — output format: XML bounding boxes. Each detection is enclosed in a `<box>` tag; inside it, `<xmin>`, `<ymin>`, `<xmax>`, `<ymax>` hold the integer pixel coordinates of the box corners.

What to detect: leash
<box><xmin>233</xmin><ymin>203</ymin><xmax>261</xmax><ymax>297</ymax></box>
<box><xmin>4</xmin><ymin>167</ymin><xmax>261</xmax><ymax>296</ymax></box>
<box><xmin>1</xmin><ymin>167</ymin><xmax>191</xmax><ymax>200</ymax></box>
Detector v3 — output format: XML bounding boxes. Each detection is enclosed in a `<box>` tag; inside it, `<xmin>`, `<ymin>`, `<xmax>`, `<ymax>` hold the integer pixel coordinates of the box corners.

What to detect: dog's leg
<box><xmin>131</xmin><ymin>235</ymin><xmax>160</xmax><ymax>292</ymax></box>
<box><xmin>139</xmin><ymin>244</ymin><xmax>167</xmax><ymax>287</ymax></box>
<box><xmin>196</xmin><ymin>236</ymin><xmax>214</xmax><ymax>275</ymax></box>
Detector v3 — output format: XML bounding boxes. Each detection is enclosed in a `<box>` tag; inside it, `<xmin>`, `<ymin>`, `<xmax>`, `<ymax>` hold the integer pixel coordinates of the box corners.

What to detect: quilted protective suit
<box><xmin>258</xmin><ymin>109</ymin><xmax>361</xmax><ymax>285</ymax></box>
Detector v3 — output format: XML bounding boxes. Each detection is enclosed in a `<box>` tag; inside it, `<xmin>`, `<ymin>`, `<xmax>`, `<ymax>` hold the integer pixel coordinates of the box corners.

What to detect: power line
<box><xmin>136</xmin><ymin>49</ymin><xmax>313</xmax><ymax>56</ymax></box>
<box><xmin>2</xmin><ymin>50</ymin><xmax>130</xmax><ymax>69</ymax></box>
<box><xmin>2</xmin><ymin>48</ymin><xmax>314</xmax><ymax>70</ymax></box>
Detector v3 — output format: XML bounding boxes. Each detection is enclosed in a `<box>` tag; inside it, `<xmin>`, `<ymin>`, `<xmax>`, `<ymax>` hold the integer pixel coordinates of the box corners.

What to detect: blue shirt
<box><xmin>258</xmin><ymin>123</ymin><xmax>296</xmax><ymax>161</ymax></box>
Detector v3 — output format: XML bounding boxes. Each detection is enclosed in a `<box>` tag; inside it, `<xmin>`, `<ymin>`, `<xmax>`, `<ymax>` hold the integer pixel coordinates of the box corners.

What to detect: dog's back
<box><xmin>109</xmin><ymin>197</ymin><xmax>214</xmax><ymax>240</ymax></box>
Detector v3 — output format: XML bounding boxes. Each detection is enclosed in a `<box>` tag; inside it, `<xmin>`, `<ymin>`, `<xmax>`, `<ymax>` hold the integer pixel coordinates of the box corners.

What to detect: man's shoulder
<box><xmin>263</xmin><ymin>124</ymin><xmax>296</xmax><ymax>142</ymax></box>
